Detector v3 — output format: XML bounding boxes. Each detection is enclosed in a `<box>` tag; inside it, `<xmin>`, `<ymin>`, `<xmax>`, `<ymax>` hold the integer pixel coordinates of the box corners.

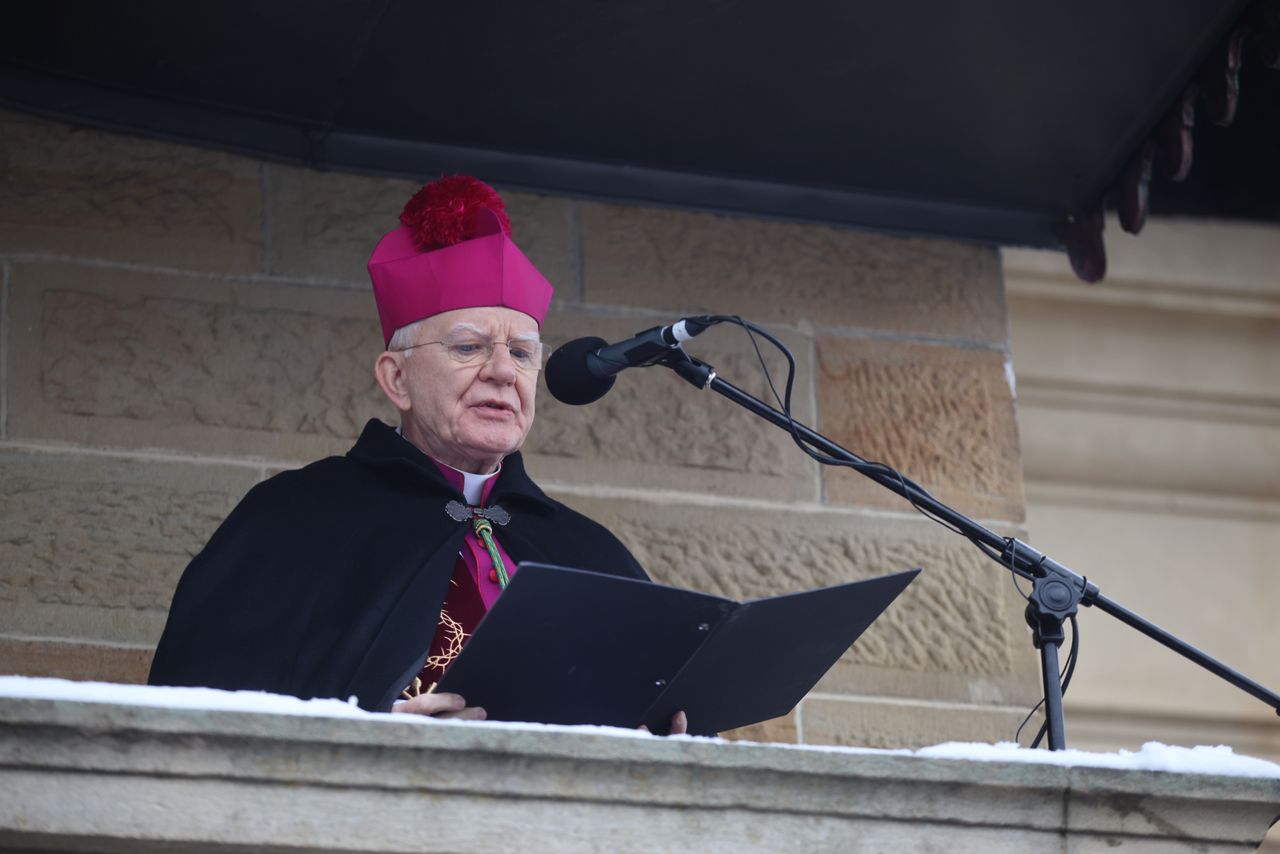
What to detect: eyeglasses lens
<box><xmin>444</xmin><ymin>335</ymin><xmax>542</xmax><ymax>372</ymax></box>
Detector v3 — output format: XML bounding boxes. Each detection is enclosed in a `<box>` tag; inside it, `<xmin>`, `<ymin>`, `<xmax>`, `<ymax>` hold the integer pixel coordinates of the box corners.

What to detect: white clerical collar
<box><xmin>396</xmin><ymin>427</ymin><xmax>500</xmax><ymax>505</ymax></box>
<box><xmin>437</xmin><ymin>459</ymin><xmax>501</xmax><ymax>505</ymax></box>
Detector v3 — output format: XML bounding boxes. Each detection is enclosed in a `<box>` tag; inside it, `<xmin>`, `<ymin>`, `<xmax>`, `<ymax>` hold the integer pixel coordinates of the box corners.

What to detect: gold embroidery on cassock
<box><xmin>399</xmin><ymin>609</ymin><xmax>469</xmax><ymax>700</ymax></box>
<box><xmin>426</xmin><ymin>609</ymin><xmax>469</xmax><ymax>671</ymax></box>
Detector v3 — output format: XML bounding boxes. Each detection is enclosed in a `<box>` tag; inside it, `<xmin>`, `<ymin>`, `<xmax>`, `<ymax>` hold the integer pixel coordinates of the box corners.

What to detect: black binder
<box><xmin>435</xmin><ymin>562</ymin><xmax>920</xmax><ymax>735</ymax></box>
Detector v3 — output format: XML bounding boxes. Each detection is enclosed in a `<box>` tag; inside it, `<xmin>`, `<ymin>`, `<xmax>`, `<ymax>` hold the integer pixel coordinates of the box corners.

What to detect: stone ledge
<box><xmin>1</xmin><ymin>697</ymin><xmax>1277</xmax><ymax>852</ymax></box>
<box><xmin>1008</xmin><ymin>292</ymin><xmax>1280</xmax><ymax>404</ymax></box>
<box><xmin>1018</xmin><ymin>392</ymin><xmax>1280</xmax><ymax>502</ymax></box>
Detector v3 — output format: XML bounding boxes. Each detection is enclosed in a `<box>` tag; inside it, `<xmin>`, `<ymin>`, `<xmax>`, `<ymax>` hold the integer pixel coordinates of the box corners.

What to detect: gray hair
<box><xmin>386</xmin><ymin>319</ymin><xmax>427</xmax><ymax>356</ymax></box>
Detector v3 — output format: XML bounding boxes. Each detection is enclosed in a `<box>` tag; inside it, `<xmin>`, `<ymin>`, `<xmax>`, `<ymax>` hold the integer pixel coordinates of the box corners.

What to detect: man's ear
<box><xmin>374</xmin><ymin>352</ymin><xmax>413</xmax><ymax>412</ymax></box>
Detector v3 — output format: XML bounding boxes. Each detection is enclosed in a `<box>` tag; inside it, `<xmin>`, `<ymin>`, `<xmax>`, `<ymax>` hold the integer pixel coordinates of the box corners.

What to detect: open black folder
<box><xmin>435</xmin><ymin>562</ymin><xmax>920</xmax><ymax>735</ymax></box>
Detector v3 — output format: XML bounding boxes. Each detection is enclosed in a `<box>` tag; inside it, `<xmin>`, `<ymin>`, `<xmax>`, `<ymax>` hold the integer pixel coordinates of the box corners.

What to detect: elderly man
<box><xmin>149</xmin><ymin>177</ymin><xmax>684</xmax><ymax>733</ymax></box>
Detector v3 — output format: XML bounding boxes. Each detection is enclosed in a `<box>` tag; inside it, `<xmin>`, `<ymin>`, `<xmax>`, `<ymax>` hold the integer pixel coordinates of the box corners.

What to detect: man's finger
<box><xmin>391</xmin><ymin>691</ymin><xmax>467</xmax><ymax>716</ymax></box>
<box><xmin>436</xmin><ymin>706</ymin><xmax>487</xmax><ymax>721</ymax></box>
<box><xmin>669</xmin><ymin>710</ymin><xmax>688</xmax><ymax>735</ymax></box>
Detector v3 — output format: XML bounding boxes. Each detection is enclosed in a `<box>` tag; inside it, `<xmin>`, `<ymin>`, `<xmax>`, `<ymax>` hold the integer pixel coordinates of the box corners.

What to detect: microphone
<box><xmin>545</xmin><ymin>316</ymin><xmax>715</xmax><ymax>405</ymax></box>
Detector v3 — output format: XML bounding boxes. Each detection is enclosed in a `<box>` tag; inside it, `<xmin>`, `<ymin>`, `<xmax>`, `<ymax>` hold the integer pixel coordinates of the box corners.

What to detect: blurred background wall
<box><xmin>1006</xmin><ymin>225</ymin><xmax>1280</xmax><ymax>764</ymax></box>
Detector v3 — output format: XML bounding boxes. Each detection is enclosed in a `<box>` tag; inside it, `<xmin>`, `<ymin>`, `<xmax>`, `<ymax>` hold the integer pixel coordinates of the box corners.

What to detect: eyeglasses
<box><xmin>395</xmin><ymin>332</ymin><xmax>544</xmax><ymax>373</ymax></box>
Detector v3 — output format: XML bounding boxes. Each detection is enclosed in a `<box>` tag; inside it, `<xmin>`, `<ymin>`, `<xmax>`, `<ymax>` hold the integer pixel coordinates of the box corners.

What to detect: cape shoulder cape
<box><xmin>149</xmin><ymin>419</ymin><xmax>648</xmax><ymax>710</ymax></box>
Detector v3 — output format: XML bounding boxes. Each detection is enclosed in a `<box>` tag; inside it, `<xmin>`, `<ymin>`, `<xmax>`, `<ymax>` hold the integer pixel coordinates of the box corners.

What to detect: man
<box><xmin>149</xmin><ymin>176</ymin><xmax>686</xmax><ymax>733</ymax></box>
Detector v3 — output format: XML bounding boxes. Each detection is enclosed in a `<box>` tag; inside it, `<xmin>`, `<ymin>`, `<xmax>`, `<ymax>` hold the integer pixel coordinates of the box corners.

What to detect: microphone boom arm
<box><xmin>657</xmin><ymin>351</ymin><xmax>1280</xmax><ymax>747</ymax></box>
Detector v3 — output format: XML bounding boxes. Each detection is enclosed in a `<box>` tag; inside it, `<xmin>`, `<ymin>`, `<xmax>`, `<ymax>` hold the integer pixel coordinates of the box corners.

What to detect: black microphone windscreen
<box><xmin>545</xmin><ymin>336</ymin><xmax>616</xmax><ymax>405</ymax></box>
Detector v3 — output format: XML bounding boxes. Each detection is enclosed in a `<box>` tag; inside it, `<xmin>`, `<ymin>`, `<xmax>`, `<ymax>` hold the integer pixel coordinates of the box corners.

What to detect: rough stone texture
<box><xmin>265</xmin><ymin>165</ymin><xmax>418</xmax><ymax>283</ymax></box>
<box><xmin>7</xmin><ymin>261</ymin><xmax>393</xmax><ymax>460</ymax></box>
<box><xmin>551</xmin><ymin>494</ymin><xmax>1039</xmax><ymax>711</ymax></box>
<box><xmin>267</xmin><ymin>165</ymin><xmax>576</xmax><ymax>292</ymax></box>
<box><xmin>0</xmin><ymin>450</ymin><xmax>259</xmax><ymax>647</ymax></box>
<box><xmin>0</xmin><ymin>638</ymin><xmax>152</xmax><ymax>685</ymax></box>
<box><xmin>817</xmin><ymin>336</ymin><xmax>1025</xmax><ymax>522</ymax></box>
<box><xmin>802</xmin><ymin>697</ymin><xmax>1031</xmax><ymax>750</ymax></box>
<box><xmin>581</xmin><ymin>202</ymin><xmax>1006</xmax><ymax>343</ymax></box>
<box><xmin>526</xmin><ymin>309</ymin><xmax>820</xmax><ymax>501</ymax></box>
<box><xmin>0</xmin><ymin>110</ymin><xmax>263</xmax><ymax>273</ymax></box>
<box><xmin>3</xmin><ymin>697</ymin><xmax>1277</xmax><ymax>853</ymax></box>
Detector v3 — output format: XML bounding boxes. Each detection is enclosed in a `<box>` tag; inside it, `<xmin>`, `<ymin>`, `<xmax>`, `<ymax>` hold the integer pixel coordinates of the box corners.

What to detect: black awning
<box><xmin>2</xmin><ymin>0</ymin><xmax>1275</xmax><ymax>263</ymax></box>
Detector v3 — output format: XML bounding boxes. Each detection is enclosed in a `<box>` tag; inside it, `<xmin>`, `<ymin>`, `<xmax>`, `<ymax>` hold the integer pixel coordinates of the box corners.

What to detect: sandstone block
<box><xmin>0</xmin><ymin>637</ymin><xmax>152</xmax><ymax>684</ymax></box>
<box><xmin>266</xmin><ymin>165</ymin><xmax>577</xmax><ymax>292</ymax></box>
<box><xmin>801</xmin><ymin>696</ymin><xmax>1032</xmax><ymax>749</ymax></box>
<box><xmin>265</xmin><ymin>164</ymin><xmax>418</xmax><ymax>283</ymax></box>
<box><xmin>0</xmin><ymin>450</ymin><xmax>259</xmax><ymax>646</ymax></box>
<box><xmin>0</xmin><ymin>110</ymin><xmax>263</xmax><ymax>273</ymax></box>
<box><xmin>817</xmin><ymin>336</ymin><xmax>1025</xmax><ymax>522</ymax></box>
<box><xmin>498</xmin><ymin>188</ymin><xmax>578</xmax><ymax>301</ymax></box>
<box><xmin>581</xmin><ymin>201</ymin><xmax>1006</xmax><ymax>343</ymax></box>
<box><xmin>526</xmin><ymin>309</ymin><xmax>820</xmax><ymax>501</ymax></box>
<box><xmin>8</xmin><ymin>261</ymin><xmax>394</xmax><ymax>460</ymax></box>
<box><xmin>549</xmin><ymin>495</ymin><xmax>1038</xmax><ymax>707</ymax></box>
<box><xmin>720</xmin><ymin>711</ymin><xmax>799</xmax><ymax>745</ymax></box>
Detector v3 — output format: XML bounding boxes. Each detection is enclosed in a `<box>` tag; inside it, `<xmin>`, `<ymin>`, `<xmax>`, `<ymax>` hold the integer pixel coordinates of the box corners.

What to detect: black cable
<box><xmin>715</xmin><ymin>316</ymin><xmax>978</xmax><ymax>537</ymax></box>
<box><xmin>705</xmin><ymin>316</ymin><xmax>1032</xmax><ymax>568</ymax></box>
<box><xmin>1006</xmin><ymin>537</ymin><xmax>1032</xmax><ymax>603</ymax></box>
<box><xmin>676</xmin><ymin>314</ymin><xmax>1078</xmax><ymax>749</ymax></box>
<box><xmin>1014</xmin><ymin>697</ymin><xmax>1045</xmax><ymax>746</ymax></box>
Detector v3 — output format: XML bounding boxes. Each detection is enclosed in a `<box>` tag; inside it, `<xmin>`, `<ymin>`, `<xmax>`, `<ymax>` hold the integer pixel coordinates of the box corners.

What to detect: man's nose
<box><xmin>478</xmin><ymin>342</ymin><xmax>519</xmax><ymax>382</ymax></box>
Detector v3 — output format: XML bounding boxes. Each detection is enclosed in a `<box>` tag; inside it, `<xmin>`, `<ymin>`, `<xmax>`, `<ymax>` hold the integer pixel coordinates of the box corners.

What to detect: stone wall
<box><xmin>0</xmin><ymin>109</ymin><xmax>1037</xmax><ymax>746</ymax></box>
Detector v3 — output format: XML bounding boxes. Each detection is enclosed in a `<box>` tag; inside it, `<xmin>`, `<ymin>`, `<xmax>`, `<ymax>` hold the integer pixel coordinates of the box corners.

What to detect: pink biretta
<box><xmin>366</xmin><ymin>176</ymin><xmax>553</xmax><ymax>346</ymax></box>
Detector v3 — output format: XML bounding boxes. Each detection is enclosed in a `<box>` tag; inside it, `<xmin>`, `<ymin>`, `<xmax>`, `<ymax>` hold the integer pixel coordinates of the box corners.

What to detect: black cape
<box><xmin>149</xmin><ymin>419</ymin><xmax>648</xmax><ymax>711</ymax></box>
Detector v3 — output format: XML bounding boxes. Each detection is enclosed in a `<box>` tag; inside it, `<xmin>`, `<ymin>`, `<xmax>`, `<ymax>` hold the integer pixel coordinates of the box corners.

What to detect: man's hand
<box><xmin>392</xmin><ymin>691</ymin><xmax>487</xmax><ymax>720</ymax></box>
<box><xmin>638</xmin><ymin>709</ymin><xmax>688</xmax><ymax>735</ymax></box>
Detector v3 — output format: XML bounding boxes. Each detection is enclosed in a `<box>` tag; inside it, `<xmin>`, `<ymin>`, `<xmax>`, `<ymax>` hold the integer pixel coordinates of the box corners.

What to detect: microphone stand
<box><xmin>659</xmin><ymin>351</ymin><xmax>1280</xmax><ymax>750</ymax></box>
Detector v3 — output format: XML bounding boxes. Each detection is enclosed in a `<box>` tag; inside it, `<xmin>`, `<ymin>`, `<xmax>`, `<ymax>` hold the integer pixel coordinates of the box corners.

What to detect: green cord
<box><xmin>472</xmin><ymin>517</ymin><xmax>510</xmax><ymax>589</ymax></box>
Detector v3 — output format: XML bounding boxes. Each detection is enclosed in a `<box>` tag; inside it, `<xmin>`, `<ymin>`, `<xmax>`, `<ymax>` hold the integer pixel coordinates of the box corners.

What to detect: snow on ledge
<box><xmin>2</xmin><ymin>676</ymin><xmax>1277</xmax><ymax>779</ymax></box>
<box><xmin>914</xmin><ymin>740</ymin><xmax>1280</xmax><ymax>779</ymax></box>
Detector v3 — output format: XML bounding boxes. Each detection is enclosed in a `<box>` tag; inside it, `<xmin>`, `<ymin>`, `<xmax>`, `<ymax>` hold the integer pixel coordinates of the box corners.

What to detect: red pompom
<box><xmin>399</xmin><ymin>175</ymin><xmax>512</xmax><ymax>251</ymax></box>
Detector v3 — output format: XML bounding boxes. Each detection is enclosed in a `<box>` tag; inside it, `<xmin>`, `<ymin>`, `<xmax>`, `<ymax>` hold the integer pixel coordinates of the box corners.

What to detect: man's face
<box><xmin>384</xmin><ymin>306</ymin><xmax>541</xmax><ymax>474</ymax></box>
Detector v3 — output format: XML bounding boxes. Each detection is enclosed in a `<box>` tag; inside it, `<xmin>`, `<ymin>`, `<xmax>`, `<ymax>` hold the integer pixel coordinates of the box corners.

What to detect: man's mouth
<box><xmin>472</xmin><ymin>400</ymin><xmax>515</xmax><ymax>414</ymax></box>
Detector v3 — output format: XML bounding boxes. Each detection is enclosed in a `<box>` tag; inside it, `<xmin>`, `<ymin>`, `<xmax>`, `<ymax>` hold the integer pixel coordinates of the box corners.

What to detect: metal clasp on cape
<box><xmin>445</xmin><ymin>500</ymin><xmax>511</xmax><ymax>526</ymax></box>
